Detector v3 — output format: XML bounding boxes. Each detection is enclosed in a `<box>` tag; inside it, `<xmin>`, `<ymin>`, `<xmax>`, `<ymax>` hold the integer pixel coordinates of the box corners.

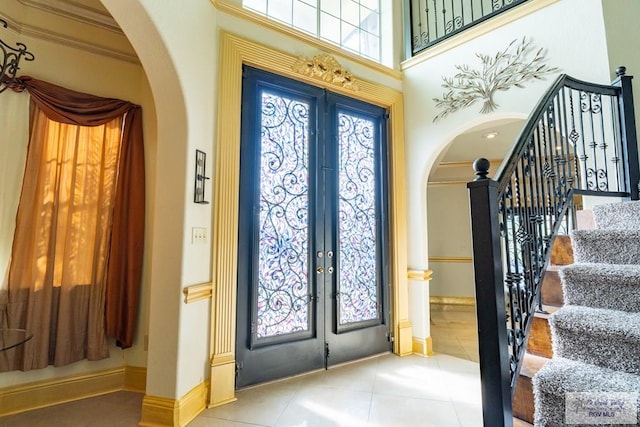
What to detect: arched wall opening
<box><xmin>100</xmin><ymin>0</ymin><xmax>193</xmax><ymax>400</ymax></box>
<box><xmin>425</xmin><ymin>117</ymin><xmax>526</xmax><ymax>302</ymax></box>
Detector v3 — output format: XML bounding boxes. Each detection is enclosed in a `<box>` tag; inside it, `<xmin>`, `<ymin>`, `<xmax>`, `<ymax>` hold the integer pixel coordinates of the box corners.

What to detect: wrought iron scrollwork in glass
<box><xmin>256</xmin><ymin>91</ymin><xmax>311</xmax><ymax>339</ymax></box>
<box><xmin>337</xmin><ymin>112</ymin><xmax>380</xmax><ymax>326</ymax></box>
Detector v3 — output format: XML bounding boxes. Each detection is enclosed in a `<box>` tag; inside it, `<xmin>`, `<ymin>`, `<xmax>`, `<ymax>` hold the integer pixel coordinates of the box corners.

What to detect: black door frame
<box><xmin>236</xmin><ymin>66</ymin><xmax>391</xmax><ymax>388</ymax></box>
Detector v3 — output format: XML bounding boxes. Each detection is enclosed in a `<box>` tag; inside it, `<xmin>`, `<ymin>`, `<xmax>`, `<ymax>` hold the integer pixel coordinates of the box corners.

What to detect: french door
<box><xmin>236</xmin><ymin>66</ymin><xmax>391</xmax><ymax>388</ymax></box>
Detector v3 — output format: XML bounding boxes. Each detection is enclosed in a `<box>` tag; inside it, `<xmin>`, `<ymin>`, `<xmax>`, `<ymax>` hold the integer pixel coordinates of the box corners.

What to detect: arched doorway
<box><xmin>426</xmin><ymin>118</ymin><xmax>524</xmax><ymax>357</ymax></box>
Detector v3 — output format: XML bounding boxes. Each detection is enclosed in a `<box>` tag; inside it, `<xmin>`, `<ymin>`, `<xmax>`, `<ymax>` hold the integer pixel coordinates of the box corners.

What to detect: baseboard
<box><xmin>139</xmin><ymin>380</ymin><xmax>209</xmax><ymax>427</ymax></box>
<box><xmin>412</xmin><ymin>336</ymin><xmax>434</xmax><ymax>356</ymax></box>
<box><xmin>430</xmin><ymin>296</ymin><xmax>476</xmax><ymax>306</ymax></box>
<box><xmin>124</xmin><ymin>365</ymin><xmax>147</xmax><ymax>393</ymax></box>
<box><xmin>0</xmin><ymin>365</ymin><xmax>146</xmax><ymax>417</ymax></box>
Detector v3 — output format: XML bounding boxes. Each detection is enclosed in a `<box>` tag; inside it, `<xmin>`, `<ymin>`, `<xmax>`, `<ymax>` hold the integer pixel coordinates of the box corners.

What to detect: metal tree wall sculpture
<box><xmin>433</xmin><ymin>37</ymin><xmax>558</xmax><ymax>122</ymax></box>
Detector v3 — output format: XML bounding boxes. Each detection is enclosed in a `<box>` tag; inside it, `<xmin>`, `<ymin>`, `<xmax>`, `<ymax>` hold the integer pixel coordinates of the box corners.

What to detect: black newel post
<box><xmin>467</xmin><ymin>158</ymin><xmax>513</xmax><ymax>427</ymax></box>
<box><xmin>613</xmin><ymin>66</ymin><xmax>640</xmax><ymax>200</ymax></box>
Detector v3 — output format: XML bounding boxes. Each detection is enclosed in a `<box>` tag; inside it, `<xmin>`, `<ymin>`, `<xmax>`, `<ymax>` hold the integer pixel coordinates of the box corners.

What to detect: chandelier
<box><xmin>1</xmin><ymin>18</ymin><xmax>35</xmax><ymax>94</ymax></box>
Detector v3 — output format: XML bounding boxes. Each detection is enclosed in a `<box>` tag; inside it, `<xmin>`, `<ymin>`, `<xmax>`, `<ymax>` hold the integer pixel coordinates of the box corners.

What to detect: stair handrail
<box><xmin>467</xmin><ymin>66</ymin><xmax>640</xmax><ymax>427</ymax></box>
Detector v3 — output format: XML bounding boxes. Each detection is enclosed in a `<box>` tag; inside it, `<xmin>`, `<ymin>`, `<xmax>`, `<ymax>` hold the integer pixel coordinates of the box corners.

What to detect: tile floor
<box><xmin>0</xmin><ymin>303</ymin><xmax>480</xmax><ymax>427</ymax></box>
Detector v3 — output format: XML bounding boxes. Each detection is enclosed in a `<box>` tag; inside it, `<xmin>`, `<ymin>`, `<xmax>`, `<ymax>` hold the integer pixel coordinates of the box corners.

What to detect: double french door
<box><xmin>236</xmin><ymin>66</ymin><xmax>391</xmax><ymax>387</ymax></box>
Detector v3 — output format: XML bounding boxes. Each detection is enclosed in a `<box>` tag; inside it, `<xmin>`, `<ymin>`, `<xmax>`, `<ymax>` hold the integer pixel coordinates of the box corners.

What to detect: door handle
<box><xmin>317</xmin><ymin>267</ymin><xmax>324</xmax><ymax>274</ymax></box>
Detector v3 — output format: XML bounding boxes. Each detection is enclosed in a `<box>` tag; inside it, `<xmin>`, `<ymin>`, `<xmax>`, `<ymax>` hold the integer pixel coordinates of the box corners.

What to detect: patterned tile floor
<box><xmin>0</xmin><ymin>304</ymin><xmax>480</xmax><ymax>427</ymax></box>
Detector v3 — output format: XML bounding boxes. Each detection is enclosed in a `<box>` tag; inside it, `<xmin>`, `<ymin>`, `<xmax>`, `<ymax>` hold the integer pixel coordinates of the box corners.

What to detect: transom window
<box><xmin>243</xmin><ymin>0</ymin><xmax>383</xmax><ymax>62</ymax></box>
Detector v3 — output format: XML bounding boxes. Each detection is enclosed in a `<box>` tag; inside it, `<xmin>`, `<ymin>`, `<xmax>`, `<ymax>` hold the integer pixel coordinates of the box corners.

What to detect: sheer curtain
<box><xmin>0</xmin><ymin>78</ymin><xmax>144</xmax><ymax>371</ymax></box>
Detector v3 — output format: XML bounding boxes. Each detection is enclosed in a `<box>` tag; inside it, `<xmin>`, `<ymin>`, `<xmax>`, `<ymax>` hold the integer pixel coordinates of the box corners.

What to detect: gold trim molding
<box><xmin>437</xmin><ymin>159</ymin><xmax>504</xmax><ymax>169</ymax></box>
<box><xmin>140</xmin><ymin>381</ymin><xmax>209</xmax><ymax>427</ymax></box>
<box><xmin>427</xmin><ymin>180</ymin><xmax>468</xmax><ymax>187</ymax></box>
<box><xmin>0</xmin><ymin>366</ymin><xmax>146</xmax><ymax>417</ymax></box>
<box><xmin>428</xmin><ymin>256</ymin><xmax>472</xmax><ymax>263</ymax></box>
<box><xmin>430</xmin><ymin>296</ymin><xmax>476</xmax><ymax>306</ymax></box>
<box><xmin>412</xmin><ymin>336</ymin><xmax>434</xmax><ymax>356</ymax></box>
<box><xmin>183</xmin><ymin>282</ymin><xmax>213</xmax><ymax>304</ymax></box>
<box><xmin>210</xmin><ymin>30</ymin><xmax>410</xmax><ymax>406</ymax></box>
<box><xmin>292</xmin><ymin>55</ymin><xmax>360</xmax><ymax>91</ymax></box>
<box><xmin>407</xmin><ymin>269</ymin><xmax>432</xmax><ymax>281</ymax></box>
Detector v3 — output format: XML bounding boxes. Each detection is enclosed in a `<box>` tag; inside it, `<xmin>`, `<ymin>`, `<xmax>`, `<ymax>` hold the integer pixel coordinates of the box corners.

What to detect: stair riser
<box><xmin>540</xmin><ymin>270</ymin><xmax>563</xmax><ymax>307</ymax></box>
<box><xmin>550</xmin><ymin>235</ymin><xmax>573</xmax><ymax>265</ymax></box>
<box><xmin>513</xmin><ymin>375</ymin><xmax>535</xmax><ymax>424</ymax></box>
<box><xmin>527</xmin><ymin>316</ymin><xmax>553</xmax><ymax>359</ymax></box>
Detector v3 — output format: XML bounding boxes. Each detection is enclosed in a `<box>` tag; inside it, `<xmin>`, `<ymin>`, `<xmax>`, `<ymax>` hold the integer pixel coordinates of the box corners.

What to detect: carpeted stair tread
<box><xmin>570</xmin><ymin>229</ymin><xmax>640</xmax><ymax>265</ymax></box>
<box><xmin>560</xmin><ymin>263</ymin><xmax>640</xmax><ymax>312</ymax></box>
<box><xmin>550</xmin><ymin>305</ymin><xmax>640</xmax><ymax>375</ymax></box>
<box><xmin>533</xmin><ymin>357</ymin><xmax>640</xmax><ymax>426</ymax></box>
<box><xmin>593</xmin><ymin>200</ymin><xmax>640</xmax><ymax>230</ymax></box>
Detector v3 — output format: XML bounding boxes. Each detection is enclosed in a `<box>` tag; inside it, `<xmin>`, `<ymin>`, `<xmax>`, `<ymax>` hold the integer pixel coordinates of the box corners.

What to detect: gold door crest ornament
<box><xmin>292</xmin><ymin>54</ymin><xmax>360</xmax><ymax>91</ymax></box>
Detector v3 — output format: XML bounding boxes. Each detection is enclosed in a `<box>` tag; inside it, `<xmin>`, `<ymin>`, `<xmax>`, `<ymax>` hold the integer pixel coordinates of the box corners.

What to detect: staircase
<box><xmin>530</xmin><ymin>200</ymin><xmax>640</xmax><ymax>425</ymax></box>
<box><xmin>512</xmin><ymin>234</ymin><xmax>570</xmax><ymax>424</ymax></box>
<box><xmin>467</xmin><ymin>68</ymin><xmax>639</xmax><ymax>426</ymax></box>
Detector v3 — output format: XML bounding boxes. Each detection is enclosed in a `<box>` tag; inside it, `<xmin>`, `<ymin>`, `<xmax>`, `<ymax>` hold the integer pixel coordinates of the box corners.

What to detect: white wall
<box><xmin>101</xmin><ymin>0</ymin><xmax>217</xmax><ymax>399</ymax></box>
<box><xmin>403</xmin><ymin>0</ymin><xmax>612</xmax><ymax>277</ymax></box>
<box><xmin>427</xmin><ymin>184</ymin><xmax>474</xmax><ymax>297</ymax></box>
<box><xmin>602</xmin><ymin>0</ymin><xmax>640</xmax><ymax>145</ymax></box>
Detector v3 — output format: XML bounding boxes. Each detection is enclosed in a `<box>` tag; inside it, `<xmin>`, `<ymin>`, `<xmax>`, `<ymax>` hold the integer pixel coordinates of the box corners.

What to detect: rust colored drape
<box><xmin>12</xmin><ymin>77</ymin><xmax>144</xmax><ymax>351</ymax></box>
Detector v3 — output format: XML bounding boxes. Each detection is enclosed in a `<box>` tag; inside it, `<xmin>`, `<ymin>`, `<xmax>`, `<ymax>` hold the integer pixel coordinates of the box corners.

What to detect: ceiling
<box><xmin>427</xmin><ymin>118</ymin><xmax>525</xmax><ymax>181</ymax></box>
<box><xmin>441</xmin><ymin>118</ymin><xmax>525</xmax><ymax>163</ymax></box>
<box><xmin>2</xmin><ymin>0</ymin><xmax>137</xmax><ymax>63</ymax></box>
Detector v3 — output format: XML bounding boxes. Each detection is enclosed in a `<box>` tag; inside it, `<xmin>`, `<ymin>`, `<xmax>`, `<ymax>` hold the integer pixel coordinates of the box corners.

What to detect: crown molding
<box><xmin>1</xmin><ymin>5</ymin><xmax>138</xmax><ymax>64</ymax></box>
<box><xmin>22</xmin><ymin>22</ymin><xmax>139</xmax><ymax>64</ymax></box>
<box><xmin>18</xmin><ymin>0</ymin><xmax>122</xmax><ymax>34</ymax></box>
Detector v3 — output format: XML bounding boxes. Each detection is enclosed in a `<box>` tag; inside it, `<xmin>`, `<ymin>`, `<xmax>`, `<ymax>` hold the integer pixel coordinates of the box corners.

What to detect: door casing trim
<box><xmin>208</xmin><ymin>30</ymin><xmax>411</xmax><ymax>407</ymax></box>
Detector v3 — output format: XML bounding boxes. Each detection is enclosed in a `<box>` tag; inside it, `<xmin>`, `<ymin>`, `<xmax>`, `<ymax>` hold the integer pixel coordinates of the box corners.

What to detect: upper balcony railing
<box><xmin>407</xmin><ymin>0</ymin><xmax>531</xmax><ymax>56</ymax></box>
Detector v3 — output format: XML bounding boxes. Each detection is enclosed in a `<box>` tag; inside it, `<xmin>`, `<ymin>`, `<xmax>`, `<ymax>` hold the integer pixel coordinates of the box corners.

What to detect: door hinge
<box><xmin>235</xmin><ymin>362</ymin><xmax>243</xmax><ymax>377</ymax></box>
<box><xmin>324</xmin><ymin>342</ymin><xmax>330</xmax><ymax>369</ymax></box>
<box><xmin>386</xmin><ymin>332</ymin><xmax>394</xmax><ymax>343</ymax></box>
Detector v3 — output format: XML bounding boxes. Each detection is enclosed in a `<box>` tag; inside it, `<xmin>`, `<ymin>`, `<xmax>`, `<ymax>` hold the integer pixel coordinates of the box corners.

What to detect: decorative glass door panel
<box><xmin>236</xmin><ymin>67</ymin><xmax>390</xmax><ymax>388</ymax></box>
<box><xmin>337</xmin><ymin>112</ymin><xmax>381</xmax><ymax>329</ymax></box>
<box><xmin>255</xmin><ymin>91</ymin><xmax>311</xmax><ymax>342</ymax></box>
